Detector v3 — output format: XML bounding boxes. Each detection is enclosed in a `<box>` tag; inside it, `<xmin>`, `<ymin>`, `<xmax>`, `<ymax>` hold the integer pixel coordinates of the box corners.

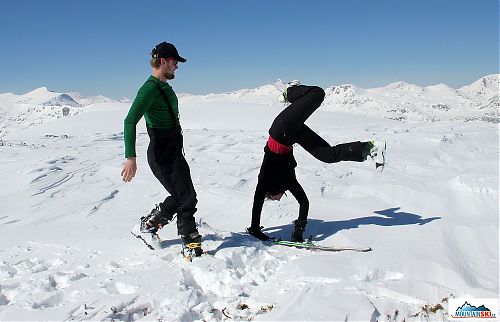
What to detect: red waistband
<box><xmin>267</xmin><ymin>136</ymin><xmax>293</xmax><ymax>154</ymax></box>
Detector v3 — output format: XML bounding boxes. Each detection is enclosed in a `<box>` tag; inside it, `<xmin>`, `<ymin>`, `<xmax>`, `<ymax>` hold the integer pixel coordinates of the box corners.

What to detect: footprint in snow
<box><xmin>103</xmin><ymin>281</ymin><xmax>139</xmax><ymax>295</ymax></box>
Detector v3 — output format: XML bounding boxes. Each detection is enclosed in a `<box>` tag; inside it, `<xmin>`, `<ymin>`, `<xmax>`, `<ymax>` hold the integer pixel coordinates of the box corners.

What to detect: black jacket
<box><xmin>250</xmin><ymin>145</ymin><xmax>309</xmax><ymax>228</ymax></box>
<box><xmin>258</xmin><ymin>145</ymin><xmax>298</xmax><ymax>194</ymax></box>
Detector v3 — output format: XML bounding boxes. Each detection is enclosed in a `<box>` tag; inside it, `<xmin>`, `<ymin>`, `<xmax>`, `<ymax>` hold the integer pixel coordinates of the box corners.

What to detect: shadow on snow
<box><xmin>263</xmin><ymin>207</ymin><xmax>441</xmax><ymax>241</ymax></box>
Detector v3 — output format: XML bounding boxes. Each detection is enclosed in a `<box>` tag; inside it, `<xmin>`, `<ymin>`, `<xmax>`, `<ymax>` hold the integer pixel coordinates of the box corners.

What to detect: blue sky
<box><xmin>0</xmin><ymin>0</ymin><xmax>498</xmax><ymax>98</ymax></box>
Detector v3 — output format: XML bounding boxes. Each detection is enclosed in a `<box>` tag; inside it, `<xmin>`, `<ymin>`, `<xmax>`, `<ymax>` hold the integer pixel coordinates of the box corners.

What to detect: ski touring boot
<box><xmin>140</xmin><ymin>204</ymin><xmax>175</xmax><ymax>234</ymax></box>
<box><xmin>290</xmin><ymin>219</ymin><xmax>307</xmax><ymax>243</ymax></box>
<box><xmin>181</xmin><ymin>231</ymin><xmax>203</xmax><ymax>261</ymax></box>
<box><xmin>370</xmin><ymin>140</ymin><xmax>386</xmax><ymax>171</ymax></box>
<box><xmin>277</xmin><ymin>80</ymin><xmax>301</xmax><ymax>104</ymax></box>
<box><xmin>246</xmin><ymin>226</ymin><xmax>272</xmax><ymax>241</ymax></box>
<box><xmin>363</xmin><ymin>141</ymin><xmax>386</xmax><ymax>172</ymax></box>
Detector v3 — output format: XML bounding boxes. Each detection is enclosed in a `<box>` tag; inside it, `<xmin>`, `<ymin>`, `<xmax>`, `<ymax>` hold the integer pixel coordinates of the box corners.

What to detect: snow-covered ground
<box><xmin>0</xmin><ymin>78</ymin><xmax>498</xmax><ymax>321</ymax></box>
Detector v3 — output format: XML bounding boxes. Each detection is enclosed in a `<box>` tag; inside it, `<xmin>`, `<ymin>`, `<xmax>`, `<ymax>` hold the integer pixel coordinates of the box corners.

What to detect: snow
<box><xmin>0</xmin><ymin>76</ymin><xmax>498</xmax><ymax>321</ymax></box>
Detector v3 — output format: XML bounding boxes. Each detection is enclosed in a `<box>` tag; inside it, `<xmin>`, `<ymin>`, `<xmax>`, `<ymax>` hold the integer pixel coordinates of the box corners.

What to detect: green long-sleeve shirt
<box><xmin>124</xmin><ymin>76</ymin><xmax>180</xmax><ymax>158</ymax></box>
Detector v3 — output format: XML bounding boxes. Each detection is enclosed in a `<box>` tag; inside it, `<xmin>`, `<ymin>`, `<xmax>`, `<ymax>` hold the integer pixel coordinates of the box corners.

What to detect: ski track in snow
<box><xmin>0</xmin><ymin>102</ymin><xmax>498</xmax><ymax>321</ymax></box>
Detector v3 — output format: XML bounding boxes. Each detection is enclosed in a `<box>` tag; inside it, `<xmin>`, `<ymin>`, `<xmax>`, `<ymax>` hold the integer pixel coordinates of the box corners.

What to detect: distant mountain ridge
<box><xmin>0</xmin><ymin>88</ymin><xmax>130</xmax><ymax>138</ymax></box>
<box><xmin>0</xmin><ymin>75</ymin><xmax>498</xmax><ymax>126</ymax></box>
<box><xmin>0</xmin><ymin>87</ymin><xmax>130</xmax><ymax>107</ymax></box>
<box><xmin>181</xmin><ymin>74</ymin><xmax>499</xmax><ymax>123</ymax></box>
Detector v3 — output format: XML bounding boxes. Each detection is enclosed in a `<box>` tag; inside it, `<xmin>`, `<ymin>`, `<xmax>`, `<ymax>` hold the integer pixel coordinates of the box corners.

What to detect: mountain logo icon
<box><xmin>452</xmin><ymin>301</ymin><xmax>497</xmax><ymax>319</ymax></box>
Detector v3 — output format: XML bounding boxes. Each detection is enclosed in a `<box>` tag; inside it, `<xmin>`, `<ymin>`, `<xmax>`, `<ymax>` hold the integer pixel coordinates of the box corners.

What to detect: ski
<box><xmin>131</xmin><ymin>224</ymin><xmax>163</xmax><ymax>250</ymax></box>
<box><xmin>199</xmin><ymin>221</ymin><xmax>372</xmax><ymax>253</ymax></box>
<box><xmin>271</xmin><ymin>239</ymin><xmax>372</xmax><ymax>252</ymax></box>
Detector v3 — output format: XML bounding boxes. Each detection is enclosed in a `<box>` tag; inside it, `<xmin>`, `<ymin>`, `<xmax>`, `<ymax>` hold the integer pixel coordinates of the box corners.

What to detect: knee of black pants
<box><xmin>287</xmin><ymin>85</ymin><xmax>325</xmax><ymax>104</ymax></box>
<box><xmin>307</xmin><ymin>86</ymin><xmax>325</xmax><ymax>106</ymax></box>
<box><xmin>179</xmin><ymin>196</ymin><xmax>197</xmax><ymax>213</ymax></box>
<box><xmin>332</xmin><ymin>141</ymin><xmax>364</xmax><ymax>162</ymax></box>
<box><xmin>171</xmin><ymin>157</ymin><xmax>198</xmax><ymax>210</ymax></box>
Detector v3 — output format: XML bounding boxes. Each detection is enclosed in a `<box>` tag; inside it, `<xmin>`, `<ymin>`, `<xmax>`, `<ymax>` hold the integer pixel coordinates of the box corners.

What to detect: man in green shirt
<box><xmin>121</xmin><ymin>42</ymin><xmax>202</xmax><ymax>257</ymax></box>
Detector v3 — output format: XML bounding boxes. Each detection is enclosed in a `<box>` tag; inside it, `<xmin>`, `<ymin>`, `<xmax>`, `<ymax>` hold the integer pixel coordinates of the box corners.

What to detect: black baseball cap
<box><xmin>151</xmin><ymin>42</ymin><xmax>187</xmax><ymax>62</ymax></box>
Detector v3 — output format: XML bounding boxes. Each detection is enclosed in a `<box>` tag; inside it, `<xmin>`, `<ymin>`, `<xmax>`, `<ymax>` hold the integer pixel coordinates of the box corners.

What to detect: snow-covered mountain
<box><xmin>181</xmin><ymin>75</ymin><xmax>499</xmax><ymax>123</ymax></box>
<box><xmin>460</xmin><ymin>74</ymin><xmax>500</xmax><ymax>98</ymax></box>
<box><xmin>1</xmin><ymin>87</ymin><xmax>123</xmax><ymax>107</ymax></box>
<box><xmin>0</xmin><ymin>87</ymin><xmax>126</xmax><ymax>137</ymax></box>
<box><xmin>181</xmin><ymin>80</ymin><xmax>288</xmax><ymax>105</ymax></box>
<box><xmin>321</xmin><ymin>75</ymin><xmax>499</xmax><ymax>122</ymax></box>
<box><xmin>7</xmin><ymin>87</ymin><xmax>80</xmax><ymax>107</ymax></box>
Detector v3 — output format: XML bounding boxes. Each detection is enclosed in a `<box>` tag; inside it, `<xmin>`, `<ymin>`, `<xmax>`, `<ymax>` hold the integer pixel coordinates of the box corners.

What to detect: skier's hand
<box><xmin>121</xmin><ymin>157</ymin><xmax>137</xmax><ymax>182</ymax></box>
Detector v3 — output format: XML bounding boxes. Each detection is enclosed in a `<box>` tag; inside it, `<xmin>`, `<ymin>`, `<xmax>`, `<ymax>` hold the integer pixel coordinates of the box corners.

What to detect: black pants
<box><xmin>146</xmin><ymin>127</ymin><xmax>198</xmax><ymax>236</ymax></box>
<box><xmin>269</xmin><ymin>85</ymin><xmax>364</xmax><ymax>162</ymax></box>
